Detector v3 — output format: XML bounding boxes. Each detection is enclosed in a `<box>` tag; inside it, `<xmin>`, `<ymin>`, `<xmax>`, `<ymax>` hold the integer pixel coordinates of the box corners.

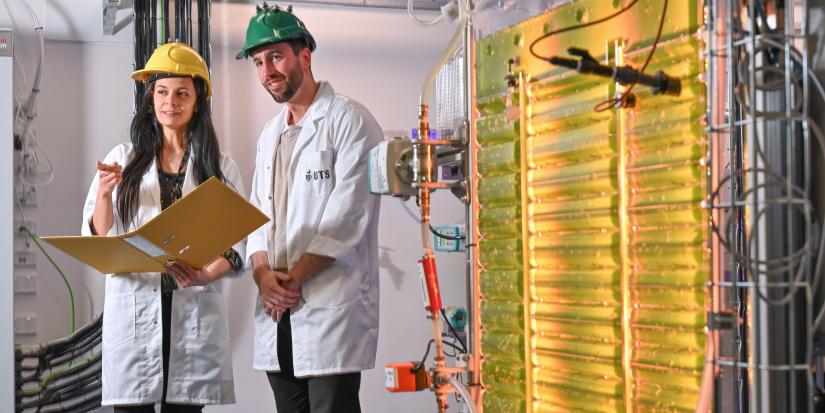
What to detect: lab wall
<box><xmin>8</xmin><ymin>5</ymin><xmax>466</xmax><ymax>412</ymax></box>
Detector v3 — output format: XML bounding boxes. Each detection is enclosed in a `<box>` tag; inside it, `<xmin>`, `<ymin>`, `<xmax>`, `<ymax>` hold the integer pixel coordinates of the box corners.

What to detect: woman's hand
<box><xmin>91</xmin><ymin>161</ymin><xmax>122</xmax><ymax>235</ymax></box>
<box><xmin>163</xmin><ymin>260</ymin><xmax>219</xmax><ymax>288</ymax></box>
<box><xmin>96</xmin><ymin>161</ymin><xmax>122</xmax><ymax>199</ymax></box>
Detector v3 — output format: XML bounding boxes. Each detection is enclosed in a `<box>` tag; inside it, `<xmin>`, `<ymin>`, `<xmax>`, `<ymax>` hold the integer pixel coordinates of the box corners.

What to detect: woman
<box><xmin>81</xmin><ymin>43</ymin><xmax>243</xmax><ymax>412</ymax></box>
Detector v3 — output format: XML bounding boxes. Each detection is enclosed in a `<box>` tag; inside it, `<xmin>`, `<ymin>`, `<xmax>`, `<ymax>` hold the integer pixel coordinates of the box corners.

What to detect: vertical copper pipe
<box><xmin>465</xmin><ymin>17</ymin><xmax>483</xmax><ymax>411</ymax></box>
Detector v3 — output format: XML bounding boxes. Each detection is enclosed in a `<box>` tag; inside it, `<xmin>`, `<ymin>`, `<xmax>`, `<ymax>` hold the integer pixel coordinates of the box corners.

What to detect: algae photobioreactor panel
<box><xmin>475</xmin><ymin>1</ymin><xmax>707</xmax><ymax>411</ymax></box>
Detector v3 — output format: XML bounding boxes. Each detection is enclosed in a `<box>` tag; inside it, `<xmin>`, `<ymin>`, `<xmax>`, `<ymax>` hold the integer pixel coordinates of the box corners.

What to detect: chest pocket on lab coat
<box><xmin>299</xmin><ymin>150</ymin><xmax>334</xmax><ymax>197</ymax></box>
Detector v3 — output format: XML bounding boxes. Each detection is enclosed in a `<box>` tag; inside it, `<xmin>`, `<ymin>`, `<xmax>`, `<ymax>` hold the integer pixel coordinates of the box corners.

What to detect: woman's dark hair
<box><xmin>117</xmin><ymin>76</ymin><xmax>225</xmax><ymax>229</ymax></box>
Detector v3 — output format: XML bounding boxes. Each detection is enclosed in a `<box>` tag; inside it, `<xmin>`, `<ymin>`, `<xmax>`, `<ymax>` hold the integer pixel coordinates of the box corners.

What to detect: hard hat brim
<box><xmin>235</xmin><ymin>34</ymin><xmax>317</xmax><ymax>60</ymax></box>
<box><xmin>129</xmin><ymin>68</ymin><xmax>212</xmax><ymax>98</ymax></box>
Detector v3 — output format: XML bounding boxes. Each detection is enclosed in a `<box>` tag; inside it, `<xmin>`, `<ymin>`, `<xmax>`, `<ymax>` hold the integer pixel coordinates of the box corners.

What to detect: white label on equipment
<box><xmin>124</xmin><ymin>235</ymin><xmax>168</xmax><ymax>258</ymax></box>
<box><xmin>384</xmin><ymin>367</ymin><xmax>398</xmax><ymax>388</ymax></box>
<box><xmin>368</xmin><ymin>144</ymin><xmax>389</xmax><ymax>194</ymax></box>
<box><xmin>418</xmin><ymin>261</ymin><xmax>430</xmax><ymax>311</ymax></box>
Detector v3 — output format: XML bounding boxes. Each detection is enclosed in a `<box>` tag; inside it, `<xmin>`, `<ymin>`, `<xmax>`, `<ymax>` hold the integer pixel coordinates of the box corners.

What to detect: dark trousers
<box><xmin>113</xmin><ymin>291</ymin><xmax>203</xmax><ymax>413</ymax></box>
<box><xmin>266</xmin><ymin>311</ymin><xmax>362</xmax><ymax>413</ymax></box>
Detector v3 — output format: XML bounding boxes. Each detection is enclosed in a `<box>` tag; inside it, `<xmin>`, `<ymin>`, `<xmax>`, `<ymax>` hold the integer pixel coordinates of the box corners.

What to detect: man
<box><xmin>237</xmin><ymin>4</ymin><xmax>383</xmax><ymax>413</ymax></box>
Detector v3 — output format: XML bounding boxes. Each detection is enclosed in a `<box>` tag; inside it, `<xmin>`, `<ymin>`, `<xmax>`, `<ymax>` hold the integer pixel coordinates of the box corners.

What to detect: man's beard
<box><xmin>267</xmin><ymin>67</ymin><xmax>303</xmax><ymax>103</ymax></box>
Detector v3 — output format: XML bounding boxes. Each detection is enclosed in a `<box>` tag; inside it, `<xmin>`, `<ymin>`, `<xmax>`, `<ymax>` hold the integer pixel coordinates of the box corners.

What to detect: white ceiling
<box><xmin>1</xmin><ymin>0</ymin><xmax>456</xmax><ymax>55</ymax></box>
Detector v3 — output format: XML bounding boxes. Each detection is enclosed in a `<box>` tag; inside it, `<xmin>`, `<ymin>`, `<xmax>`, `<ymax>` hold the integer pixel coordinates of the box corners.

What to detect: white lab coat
<box><xmin>81</xmin><ymin>142</ymin><xmax>244</xmax><ymax>406</ymax></box>
<box><xmin>246</xmin><ymin>81</ymin><xmax>382</xmax><ymax>376</ymax></box>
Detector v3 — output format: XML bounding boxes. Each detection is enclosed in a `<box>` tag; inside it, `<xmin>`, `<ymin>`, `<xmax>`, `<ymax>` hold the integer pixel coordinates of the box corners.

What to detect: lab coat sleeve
<box><xmin>305</xmin><ymin>104</ymin><xmax>383</xmax><ymax>267</ymax></box>
<box><xmin>80</xmin><ymin>144</ymin><xmax>129</xmax><ymax>237</ymax></box>
<box><xmin>245</xmin><ymin>134</ymin><xmax>269</xmax><ymax>268</ymax></box>
<box><xmin>221</xmin><ymin>155</ymin><xmax>248</xmax><ymax>277</ymax></box>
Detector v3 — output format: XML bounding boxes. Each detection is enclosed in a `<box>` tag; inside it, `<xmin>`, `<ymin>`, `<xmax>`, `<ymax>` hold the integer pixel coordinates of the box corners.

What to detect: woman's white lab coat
<box><xmin>246</xmin><ymin>81</ymin><xmax>383</xmax><ymax>376</ymax></box>
<box><xmin>81</xmin><ymin>142</ymin><xmax>244</xmax><ymax>406</ymax></box>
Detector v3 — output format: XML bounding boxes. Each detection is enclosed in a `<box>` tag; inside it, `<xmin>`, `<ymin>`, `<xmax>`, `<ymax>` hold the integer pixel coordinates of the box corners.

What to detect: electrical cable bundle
<box><xmin>149</xmin><ymin>0</ymin><xmax>157</xmax><ymax>57</ymax></box>
<box><xmin>174</xmin><ymin>0</ymin><xmax>182</xmax><ymax>43</ymax></box>
<box><xmin>174</xmin><ymin>0</ymin><xmax>193</xmax><ymax>45</ymax></box>
<box><xmin>12</xmin><ymin>0</ymin><xmax>54</xmax><ymax>188</ymax></box>
<box><xmin>704</xmin><ymin>3</ymin><xmax>825</xmax><ymax>407</ymax></box>
<box><xmin>708</xmin><ymin>13</ymin><xmax>825</xmax><ymax>312</ymax></box>
<box><xmin>15</xmin><ymin>314</ymin><xmax>103</xmax><ymax>413</ymax></box>
<box><xmin>197</xmin><ymin>0</ymin><xmax>210</xmax><ymax>69</ymax></box>
<box><xmin>160</xmin><ymin>0</ymin><xmax>170</xmax><ymax>44</ymax></box>
<box><xmin>134</xmin><ymin>0</ymin><xmax>147</xmax><ymax>107</ymax></box>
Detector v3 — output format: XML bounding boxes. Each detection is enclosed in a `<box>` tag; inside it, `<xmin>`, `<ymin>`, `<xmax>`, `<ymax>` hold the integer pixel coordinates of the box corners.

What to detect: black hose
<box><xmin>58</xmin><ymin>374</ymin><xmax>101</xmax><ymax>398</ymax></box>
<box><xmin>36</xmin><ymin>388</ymin><xmax>102</xmax><ymax>413</ymax></box>
<box><xmin>44</xmin><ymin>325</ymin><xmax>101</xmax><ymax>360</ymax></box>
<box><xmin>18</xmin><ymin>354</ymin><xmax>100</xmax><ymax>389</ymax></box>
<box><xmin>48</xmin><ymin>336</ymin><xmax>101</xmax><ymax>367</ymax></box>
<box><xmin>61</xmin><ymin>392</ymin><xmax>103</xmax><ymax>413</ymax></box>
<box><xmin>47</xmin><ymin>374</ymin><xmax>101</xmax><ymax>404</ymax></box>
<box><xmin>134</xmin><ymin>0</ymin><xmax>146</xmax><ymax>107</ymax></box>
<box><xmin>183</xmin><ymin>0</ymin><xmax>186</xmax><ymax>43</ymax></box>
<box><xmin>164</xmin><ymin>0</ymin><xmax>170</xmax><ymax>43</ymax></box>
<box><xmin>150</xmin><ymin>0</ymin><xmax>157</xmax><ymax>51</ymax></box>
<box><xmin>186</xmin><ymin>0</ymin><xmax>193</xmax><ymax>45</ymax></box>
<box><xmin>47</xmin><ymin>331</ymin><xmax>101</xmax><ymax>362</ymax></box>
<box><xmin>18</xmin><ymin>362</ymin><xmax>100</xmax><ymax>400</ymax></box>
<box><xmin>174</xmin><ymin>0</ymin><xmax>181</xmax><ymax>42</ymax></box>
<box><xmin>17</xmin><ymin>363</ymin><xmax>39</xmax><ymax>372</ymax></box>
<box><xmin>16</xmin><ymin>314</ymin><xmax>102</xmax><ymax>359</ymax></box>
<box><xmin>41</xmin><ymin>330</ymin><xmax>100</xmax><ymax>363</ymax></box>
<box><xmin>27</xmin><ymin>352</ymin><xmax>101</xmax><ymax>389</ymax></box>
<box><xmin>18</xmin><ymin>366</ymin><xmax>100</xmax><ymax>407</ymax></box>
<box><xmin>198</xmin><ymin>0</ymin><xmax>210</xmax><ymax>68</ymax></box>
<box><xmin>14</xmin><ymin>315</ymin><xmax>103</xmax><ymax>411</ymax></box>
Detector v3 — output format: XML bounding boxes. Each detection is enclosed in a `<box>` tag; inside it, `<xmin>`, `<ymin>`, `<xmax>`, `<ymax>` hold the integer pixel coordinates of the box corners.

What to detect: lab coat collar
<box><xmin>288</xmin><ymin>81</ymin><xmax>335</xmax><ymax>168</ymax></box>
<box><xmin>304</xmin><ymin>81</ymin><xmax>335</xmax><ymax>124</ymax></box>
<box><xmin>141</xmin><ymin>157</ymin><xmax>161</xmax><ymax>228</ymax></box>
<box><xmin>181</xmin><ymin>153</ymin><xmax>197</xmax><ymax>194</ymax></box>
<box><xmin>282</xmin><ymin>81</ymin><xmax>335</xmax><ymax>128</ymax></box>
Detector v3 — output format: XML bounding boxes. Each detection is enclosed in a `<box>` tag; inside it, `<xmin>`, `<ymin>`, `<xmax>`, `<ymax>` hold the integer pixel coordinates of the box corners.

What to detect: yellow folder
<box><xmin>42</xmin><ymin>177</ymin><xmax>268</xmax><ymax>274</ymax></box>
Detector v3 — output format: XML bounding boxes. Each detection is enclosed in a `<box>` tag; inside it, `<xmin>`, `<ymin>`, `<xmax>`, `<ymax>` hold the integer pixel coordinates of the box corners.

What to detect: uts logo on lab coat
<box><xmin>305</xmin><ymin>169</ymin><xmax>331</xmax><ymax>181</ymax></box>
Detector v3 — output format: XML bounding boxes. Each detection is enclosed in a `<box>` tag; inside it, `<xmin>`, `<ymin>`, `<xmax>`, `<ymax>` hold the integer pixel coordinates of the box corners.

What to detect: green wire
<box><xmin>21</xmin><ymin>351</ymin><xmax>101</xmax><ymax>396</ymax></box>
<box><xmin>22</xmin><ymin>226</ymin><xmax>76</xmax><ymax>333</ymax></box>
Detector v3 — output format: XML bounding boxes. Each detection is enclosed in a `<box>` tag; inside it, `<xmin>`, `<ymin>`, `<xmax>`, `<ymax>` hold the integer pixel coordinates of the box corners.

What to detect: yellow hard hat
<box><xmin>130</xmin><ymin>43</ymin><xmax>212</xmax><ymax>97</ymax></box>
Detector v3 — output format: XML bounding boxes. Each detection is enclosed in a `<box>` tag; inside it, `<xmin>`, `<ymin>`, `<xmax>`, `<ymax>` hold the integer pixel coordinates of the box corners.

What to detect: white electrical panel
<box><xmin>14</xmin><ymin>250</ymin><xmax>34</xmax><ymax>267</ymax></box>
<box><xmin>1</xmin><ymin>27</ymin><xmax>15</xmax><ymax>412</ymax></box>
<box><xmin>13</xmin><ymin>272</ymin><xmax>36</xmax><ymax>294</ymax></box>
<box><xmin>13</xmin><ymin>314</ymin><xmax>37</xmax><ymax>335</ymax></box>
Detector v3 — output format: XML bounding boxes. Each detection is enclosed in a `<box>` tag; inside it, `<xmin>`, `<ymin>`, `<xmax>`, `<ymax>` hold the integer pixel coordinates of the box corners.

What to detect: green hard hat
<box><xmin>235</xmin><ymin>4</ymin><xmax>316</xmax><ymax>60</ymax></box>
